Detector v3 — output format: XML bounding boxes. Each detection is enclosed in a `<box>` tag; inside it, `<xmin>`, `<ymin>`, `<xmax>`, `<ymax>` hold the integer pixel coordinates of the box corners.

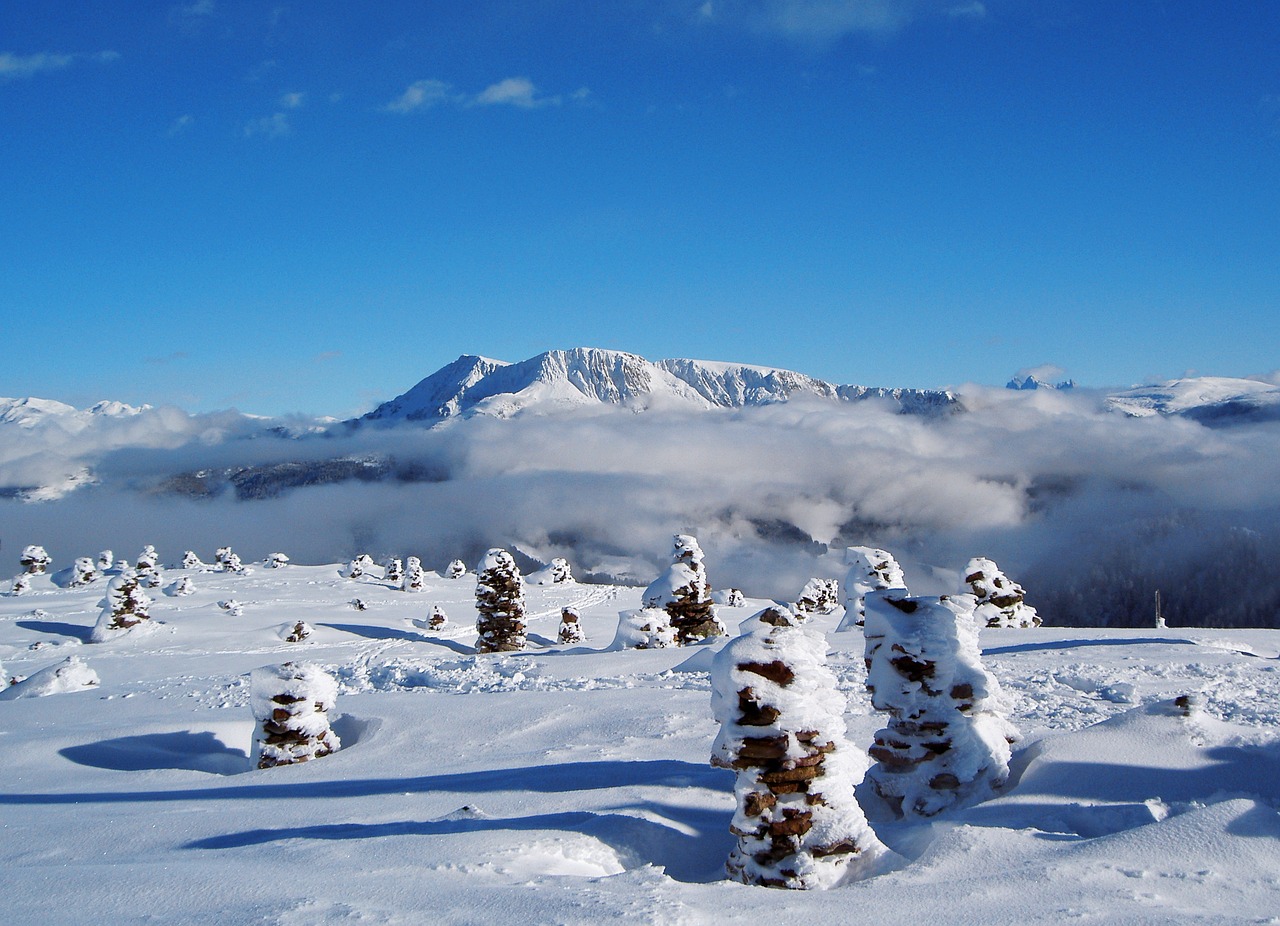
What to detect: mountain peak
<box><xmin>357</xmin><ymin>348</ymin><xmax>959</xmax><ymax>424</ymax></box>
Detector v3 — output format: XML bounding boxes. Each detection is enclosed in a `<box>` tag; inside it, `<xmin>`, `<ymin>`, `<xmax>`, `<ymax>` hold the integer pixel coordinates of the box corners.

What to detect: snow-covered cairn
<box><xmin>249</xmin><ymin>662</ymin><xmax>341</xmax><ymax>769</ymax></box>
<box><xmin>795</xmin><ymin>578</ymin><xmax>840</xmax><ymax>617</ymax></box>
<box><xmin>427</xmin><ymin>605</ymin><xmax>448</xmax><ymax>630</ymax></box>
<box><xmin>265</xmin><ymin>552</ymin><xmax>290</xmax><ymax>569</ymax></box>
<box><xmin>963</xmin><ymin>557</ymin><xmax>1040</xmax><ymax>628</ymax></box>
<box><xmin>70</xmin><ymin>556</ymin><xmax>98</xmax><ymax>587</ymax></box>
<box><xmin>97</xmin><ymin>550</ymin><xmax>114</xmax><ymax>572</ymax></box>
<box><xmin>20</xmin><ymin>545</ymin><xmax>51</xmax><ymax>575</ymax></box>
<box><xmin>614</xmin><ymin>607</ymin><xmax>676</xmax><ymax>649</ymax></box>
<box><xmin>711</xmin><ymin>605</ymin><xmax>886</xmax><ymax>889</ymax></box>
<box><xmin>91</xmin><ymin>572</ymin><xmax>153</xmax><ymax>642</ymax></box>
<box><xmin>529</xmin><ymin>557</ymin><xmax>574</xmax><ymax>585</ymax></box>
<box><xmin>837</xmin><ymin>547</ymin><xmax>907</xmax><ymax>630</ymax></box>
<box><xmin>863</xmin><ymin>591</ymin><xmax>1018</xmax><ymax>817</ymax></box>
<box><xmin>345</xmin><ymin>553</ymin><xmax>374</xmax><ymax>580</ymax></box>
<box><xmin>10</xmin><ymin>574</ymin><xmax>31</xmax><ymax>595</ymax></box>
<box><xmin>136</xmin><ymin>545</ymin><xmax>162</xmax><ymax>587</ymax></box>
<box><xmin>446</xmin><ymin>559</ymin><xmax>467</xmax><ymax>579</ymax></box>
<box><xmin>558</xmin><ymin>606</ymin><xmax>584</xmax><ymax>644</ymax></box>
<box><xmin>643</xmin><ymin>534</ymin><xmax>724</xmax><ymax>644</ymax></box>
<box><xmin>214</xmin><ymin>546</ymin><xmax>244</xmax><ymax>573</ymax></box>
<box><xmin>383</xmin><ymin>557</ymin><xmax>404</xmax><ymax>585</ymax></box>
<box><xmin>181</xmin><ymin>550</ymin><xmax>204</xmax><ymax>570</ymax></box>
<box><xmin>404</xmin><ymin>556</ymin><xmax>425</xmax><ymax>592</ymax></box>
<box><xmin>475</xmin><ymin>548</ymin><xmax>526</xmax><ymax>653</ymax></box>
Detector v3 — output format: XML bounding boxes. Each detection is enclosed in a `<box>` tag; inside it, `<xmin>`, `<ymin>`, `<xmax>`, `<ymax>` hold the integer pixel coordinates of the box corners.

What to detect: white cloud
<box><xmin>0</xmin><ymin>50</ymin><xmax>118</xmax><ymax>80</ymax></box>
<box><xmin>167</xmin><ymin>114</ymin><xmax>195</xmax><ymax>136</ymax></box>
<box><xmin>244</xmin><ymin>112</ymin><xmax>290</xmax><ymax>138</ymax></box>
<box><xmin>473</xmin><ymin>77</ymin><xmax>558</xmax><ymax>109</ymax></box>
<box><xmin>382</xmin><ymin>79</ymin><xmax>453</xmax><ymax>114</ymax></box>
<box><xmin>279</xmin><ymin>91</ymin><xmax>305</xmax><ymax>109</ymax></box>
<box><xmin>948</xmin><ymin>1</ymin><xmax>986</xmax><ymax>18</ymax></box>
<box><xmin>750</xmin><ymin>0</ymin><xmax>920</xmax><ymax>40</ymax></box>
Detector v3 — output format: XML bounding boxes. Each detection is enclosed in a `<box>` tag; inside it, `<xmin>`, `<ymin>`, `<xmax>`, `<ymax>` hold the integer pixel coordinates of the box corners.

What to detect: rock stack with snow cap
<box><xmin>90</xmin><ymin>572</ymin><xmax>153</xmax><ymax>642</ymax></box>
<box><xmin>643</xmin><ymin>534</ymin><xmax>724</xmax><ymax>644</ymax></box>
<box><xmin>963</xmin><ymin>557</ymin><xmax>1040</xmax><ymax>628</ymax></box>
<box><xmin>475</xmin><ymin>548</ymin><xmax>526</xmax><ymax>653</ymax></box>
<box><xmin>863</xmin><ymin>591</ymin><xmax>1018</xmax><ymax>817</ymax></box>
<box><xmin>558</xmin><ymin>607</ymin><xmax>584</xmax><ymax>644</ymax></box>
<box><xmin>250</xmin><ymin>662</ymin><xmax>341</xmax><ymax>769</ymax></box>
<box><xmin>794</xmin><ymin>577</ymin><xmax>840</xmax><ymax>618</ymax></box>
<box><xmin>20</xmin><ymin>545</ymin><xmax>50</xmax><ymax>575</ymax></box>
<box><xmin>837</xmin><ymin>547</ymin><xmax>906</xmax><ymax>630</ymax></box>
<box><xmin>711</xmin><ymin>605</ymin><xmax>887</xmax><ymax>889</ymax></box>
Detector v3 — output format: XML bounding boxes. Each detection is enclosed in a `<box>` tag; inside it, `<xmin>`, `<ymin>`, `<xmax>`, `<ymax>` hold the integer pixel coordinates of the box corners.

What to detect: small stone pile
<box><xmin>384</xmin><ymin>557</ymin><xmax>404</xmax><ymax>585</ymax></box>
<box><xmin>794</xmin><ymin>578</ymin><xmax>840</xmax><ymax>617</ymax></box>
<box><xmin>558</xmin><ymin>607</ymin><xmax>584</xmax><ymax>644</ymax></box>
<box><xmin>643</xmin><ymin>534</ymin><xmax>723</xmax><ymax>645</ymax></box>
<box><xmin>711</xmin><ymin>605</ymin><xmax>886</xmax><ymax>889</ymax></box>
<box><xmin>446</xmin><ymin>559</ymin><xmax>467</xmax><ymax>579</ymax></box>
<box><xmin>863</xmin><ymin>591</ymin><xmax>1018</xmax><ymax>817</ymax></box>
<box><xmin>428</xmin><ymin>605</ymin><xmax>448</xmax><ymax>630</ymax></box>
<box><xmin>838</xmin><ymin>546</ymin><xmax>906</xmax><ymax>630</ymax></box>
<box><xmin>250</xmin><ymin>662</ymin><xmax>341</xmax><ymax>769</ymax></box>
<box><xmin>963</xmin><ymin>557</ymin><xmax>1040</xmax><ymax>628</ymax></box>
<box><xmin>136</xmin><ymin>545</ymin><xmax>162</xmax><ymax>588</ymax></box>
<box><xmin>475</xmin><ymin>548</ymin><xmax>526</xmax><ymax>653</ymax></box>
<box><xmin>90</xmin><ymin>572</ymin><xmax>153</xmax><ymax>642</ymax></box>
<box><xmin>70</xmin><ymin>556</ymin><xmax>98</xmax><ymax>587</ymax></box>
<box><xmin>404</xmin><ymin>557</ymin><xmax>425</xmax><ymax>592</ymax></box>
<box><xmin>265</xmin><ymin>552</ymin><xmax>290</xmax><ymax>569</ymax></box>
<box><xmin>20</xmin><ymin>545</ymin><xmax>50</xmax><ymax>575</ymax></box>
<box><xmin>613</xmin><ymin>608</ymin><xmax>676</xmax><ymax>649</ymax></box>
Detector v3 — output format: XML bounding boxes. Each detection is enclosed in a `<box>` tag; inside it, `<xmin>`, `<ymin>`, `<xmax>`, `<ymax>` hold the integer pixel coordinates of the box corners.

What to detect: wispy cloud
<box><xmin>279</xmin><ymin>91</ymin><xmax>305</xmax><ymax>109</ymax></box>
<box><xmin>948</xmin><ymin>1</ymin><xmax>986</xmax><ymax>18</ymax></box>
<box><xmin>170</xmin><ymin>0</ymin><xmax>216</xmax><ymax>34</ymax></box>
<box><xmin>382</xmin><ymin>79</ymin><xmax>454</xmax><ymax>114</ymax></box>
<box><xmin>0</xmin><ymin>50</ymin><xmax>119</xmax><ymax>80</ymax></box>
<box><xmin>473</xmin><ymin>77</ymin><xmax>558</xmax><ymax>109</ymax></box>
<box><xmin>167</xmin><ymin>114</ymin><xmax>195</xmax><ymax>136</ymax></box>
<box><xmin>244</xmin><ymin>112</ymin><xmax>291</xmax><ymax>138</ymax></box>
<box><xmin>383</xmin><ymin>77</ymin><xmax>579</xmax><ymax>114</ymax></box>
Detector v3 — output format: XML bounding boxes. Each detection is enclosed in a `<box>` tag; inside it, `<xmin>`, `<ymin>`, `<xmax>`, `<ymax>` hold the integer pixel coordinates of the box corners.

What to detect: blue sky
<box><xmin>2</xmin><ymin>0</ymin><xmax>1277</xmax><ymax>416</ymax></box>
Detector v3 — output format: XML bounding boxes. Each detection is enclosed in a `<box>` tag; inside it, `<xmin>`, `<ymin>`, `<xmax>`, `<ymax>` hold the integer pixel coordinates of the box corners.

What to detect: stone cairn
<box><xmin>282</xmin><ymin>620</ymin><xmax>313</xmax><ymax>643</ymax></box>
<box><xmin>963</xmin><ymin>557</ymin><xmax>1040</xmax><ymax>628</ymax></box>
<box><xmin>558</xmin><ymin>606</ymin><xmax>584</xmax><ymax>644</ymax></box>
<box><xmin>863</xmin><ymin>591</ymin><xmax>1019</xmax><ymax>817</ymax></box>
<box><xmin>90</xmin><ymin>572</ymin><xmax>153</xmax><ymax>642</ymax></box>
<box><xmin>711</xmin><ymin>605</ymin><xmax>886</xmax><ymax>889</ymax></box>
<box><xmin>181</xmin><ymin>550</ymin><xmax>204</xmax><ymax>570</ymax></box>
<box><xmin>265</xmin><ymin>552</ymin><xmax>290</xmax><ymax>569</ymax></box>
<box><xmin>404</xmin><ymin>557</ymin><xmax>425</xmax><ymax>592</ymax></box>
<box><xmin>20</xmin><ymin>545</ymin><xmax>50</xmax><ymax>575</ymax></box>
<box><xmin>215</xmin><ymin>546</ymin><xmax>245</xmax><ymax>573</ymax></box>
<box><xmin>97</xmin><ymin>550</ymin><xmax>114</xmax><ymax>572</ymax></box>
<box><xmin>384</xmin><ymin>557</ymin><xmax>404</xmax><ymax>585</ymax></box>
<box><xmin>446</xmin><ymin>559</ymin><xmax>467</xmax><ymax>579</ymax></box>
<box><xmin>642</xmin><ymin>534</ymin><xmax>724</xmax><ymax>645</ymax></box>
<box><xmin>70</xmin><ymin>556</ymin><xmax>98</xmax><ymax>587</ymax></box>
<box><xmin>344</xmin><ymin>554</ymin><xmax>373</xmax><ymax>579</ymax></box>
<box><xmin>250</xmin><ymin>662</ymin><xmax>341</xmax><ymax>769</ymax></box>
<box><xmin>427</xmin><ymin>605</ymin><xmax>448</xmax><ymax>630</ymax></box>
<box><xmin>475</xmin><ymin>548</ymin><xmax>526</xmax><ymax>653</ymax></box>
<box><xmin>613</xmin><ymin>607</ymin><xmax>676</xmax><ymax>649</ymax></box>
<box><xmin>837</xmin><ymin>546</ymin><xmax>907</xmax><ymax>630</ymax></box>
<box><xmin>794</xmin><ymin>577</ymin><xmax>840</xmax><ymax>618</ymax></box>
<box><xmin>136</xmin><ymin>545</ymin><xmax>162</xmax><ymax>588</ymax></box>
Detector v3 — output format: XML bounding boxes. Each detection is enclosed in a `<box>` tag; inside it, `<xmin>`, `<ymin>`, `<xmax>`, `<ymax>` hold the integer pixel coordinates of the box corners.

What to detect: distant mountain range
<box><xmin>3</xmin><ymin>356</ymin><xmax>1278</xmax><ymax>502</ymax></box>
<box><xmin>356</xmin><ymin>348</ymin><xmax>960</xmax><ymax>423</ymax></box>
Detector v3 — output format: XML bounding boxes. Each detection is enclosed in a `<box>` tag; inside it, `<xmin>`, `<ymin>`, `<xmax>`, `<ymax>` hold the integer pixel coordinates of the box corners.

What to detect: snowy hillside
<box><xmin>358</xmin><ymin>348</ymin><xmax>960</xmax><ymax>423</ymax></box>
<box><xmin>2</xmin><ymin>556</ymin><xmax>1279</xmax><ymax>923</ymax></box>
<box><xmin>1106</xmin><ymin>376</ymin><xmax>1280</xmax><ymax>424</ymax></box>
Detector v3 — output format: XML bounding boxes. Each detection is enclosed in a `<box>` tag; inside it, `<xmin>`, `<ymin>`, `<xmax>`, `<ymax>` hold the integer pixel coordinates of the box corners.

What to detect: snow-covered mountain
<box><xmin>0</xmin><ymin>396</ymin><xmax>150</xmax><ymax>432</ymax></box>
<box><xmin>1105</xmin><ymin>377</ymin><xmax>1280</xmax><ymax>425</ymax></box>
<box><xmin>359</xmin><ymin>348</ymin><xmax>959</xmax><ymax>424</ymax></box>
<box><xmin>1006</xmin><ymin>375</ymin><xmax>1076</xmax><ymax>391</ymax></box>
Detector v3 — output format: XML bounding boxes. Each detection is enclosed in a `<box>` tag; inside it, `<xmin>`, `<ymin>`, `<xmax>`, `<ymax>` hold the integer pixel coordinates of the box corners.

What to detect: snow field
<box><xmin>1</xmin><ymin>561</ymin><xmax>1279</xmax><ymax>923</ymax></box>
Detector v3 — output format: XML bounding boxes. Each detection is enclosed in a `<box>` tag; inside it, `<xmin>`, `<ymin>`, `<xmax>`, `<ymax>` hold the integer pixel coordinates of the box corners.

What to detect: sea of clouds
<box><xmin>3</xmin><ymin>386</ymin><xmax>1278</xmax><ymax>627</ymax></box>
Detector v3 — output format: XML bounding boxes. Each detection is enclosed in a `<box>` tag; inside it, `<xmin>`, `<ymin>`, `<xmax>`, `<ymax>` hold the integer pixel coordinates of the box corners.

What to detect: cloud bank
<box><xmin>3</xmin><ymin>388</ymin><xmax>1279</xmax><ymax>627</ymax></box>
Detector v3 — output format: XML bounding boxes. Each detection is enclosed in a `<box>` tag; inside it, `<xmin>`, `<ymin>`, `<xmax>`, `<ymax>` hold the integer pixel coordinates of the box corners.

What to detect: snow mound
<box><xmin>0</xmin><ymin>656</ymin><xmax>99</xmax><ymax>699</ymax></box>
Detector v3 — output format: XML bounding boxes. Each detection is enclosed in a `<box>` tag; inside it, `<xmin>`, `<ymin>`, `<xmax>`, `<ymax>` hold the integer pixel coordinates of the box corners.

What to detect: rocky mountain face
<box><xmin>358</xmin><ymin>348</ymin><xmax>960</xmax><ymax>424</ymax></box>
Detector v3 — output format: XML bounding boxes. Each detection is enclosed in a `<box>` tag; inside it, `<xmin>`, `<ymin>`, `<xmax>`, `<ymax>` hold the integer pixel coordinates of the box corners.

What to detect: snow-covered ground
<box><xmin>2</xmin><ymin>561</ymin><xmax>1279</xmax><ymax>924</ymax></box>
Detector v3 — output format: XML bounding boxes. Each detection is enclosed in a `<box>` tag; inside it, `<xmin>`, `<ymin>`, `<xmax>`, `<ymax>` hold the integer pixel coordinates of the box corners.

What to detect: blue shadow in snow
<box><xmin>61</xmin><ymin>731</ymin><xmax>248</xmax><ymax>776</ymax></box>
<box><xmin>0</xmin><ymin>759</ymin><xmax>730</xmax><ymax>806</ymax></box>
<box><xmin>16</xmin><ymin>620</ymin><xmax>94</xmax><ymax>643</ymax></box>
<box><xmin>984</xmin><ymin>637</ymin><xmax>1195</xmax><ymax>656</ymax></box>
<box><xmin>318</xmin><ymin>622</ymin><xmax>426</xmax><ymax>642</ymax></box>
